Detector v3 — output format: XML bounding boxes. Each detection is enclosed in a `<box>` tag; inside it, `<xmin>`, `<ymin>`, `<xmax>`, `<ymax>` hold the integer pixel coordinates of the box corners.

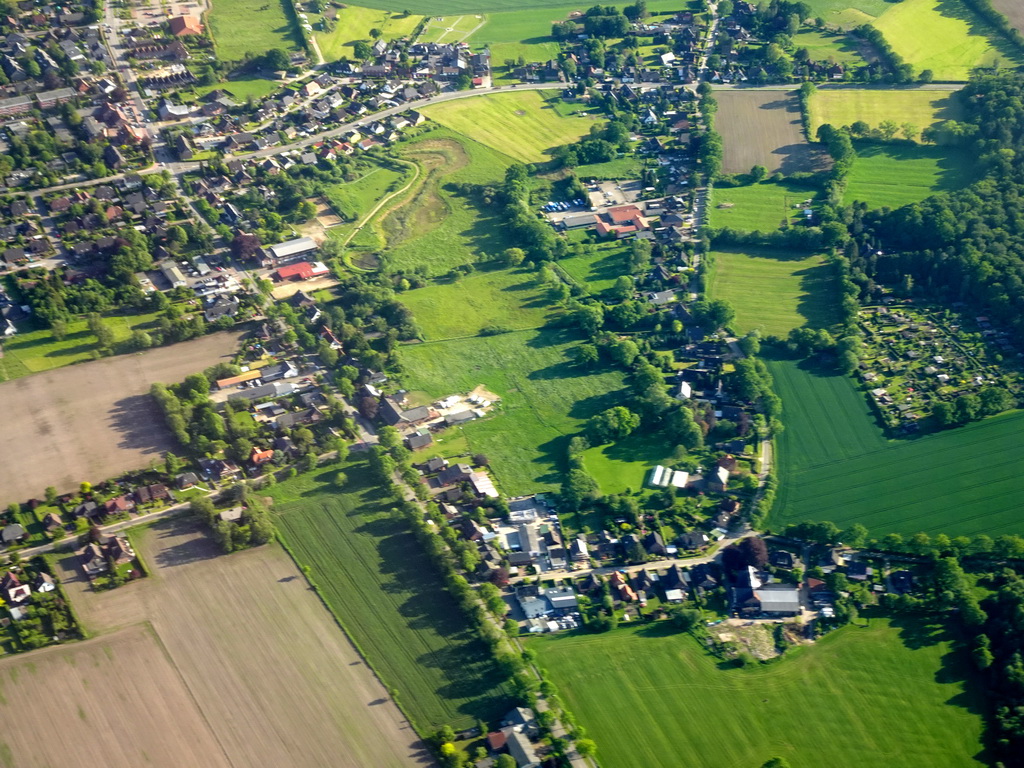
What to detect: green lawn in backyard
<box><xmin>582</xmin><ymin>430</ymin><xmax>675</xmax><ymax>495</ymax></box>
<box><xmin>575</xmin><ymin>155</ymin><xmax>645</xmax><ymax>180</ymax></box>
<box><xmin>399</xmin><ymin>328</ymin><xmax>629</xmax><ymax>495</ymax></box>
<box><xmin>872</xmin><ymin>0</ymin><xmax>1022</xmax><ymax>80</ymax></box>
<box><xmin>808</xmin><ymin>88</ymin><xmax>962</xmax><ymax>140</ymax></box>
<box><xmin>845</xmin><ymin>142</ymin><xmax>973</xmax><ymax>210</ymax></box>
<box><xmin>398</xmin><ymin>267</ymin><xmax>559</xmax><ymax>340</ymax></box>
<box><xmin>557</xmin><ymin>241</ymin><xmax>630</xmax><ymax>298</ymax></box>
<box><xmin>0</xmin><ymin>309</ymin><xmax>165</xmax><ymax>382</ymax></box>
<box><xmin>268</xmin><ymin>459</ymin><xmax>511</xmax><ymax>732</ymax></box>
<box><xmin>530</xmin><ymin>617</ymin><xmax>985</xmax><ymax>768</ymax></box>
<box><xmin>381</xmin><ymin>127</ymin><xmax>515</xmax><ymax>275</ymax></box>
<box><xmin>194</xmin><ymin>77</ymin><xmax>281</xmax><ymax>102</ymax></box>
<box><xmin>421</xmin><ymin>91</ymin><xmax>599</xmax><ymax>163</ymax></box>
<box><xmin>791</xmin><ymin>27</ymin><xmax>865</xmax><ymax>64</ymax></box>
<box><xmin>315</xmin><ymin>6</ymin><xmax>423</xmax><ymax>62</ymax></box>
<box><xmin>709</xmin><ymin>180</ymin><xmax>821</xmax><ymax>233</ymax></box>
<box><xmin>706</xmin><ymin>248</ymin><xmax>839</xmax><ymax>336</ymax></box>
<box><xmin>767</xmin><ymin>355</ymin><xmax>1024</xmax><ymax>538</ymax></box>
<box><xmin>207</xmin><ymin>0</ymin><xmax>300</xmax><ymax>61</ymax></box>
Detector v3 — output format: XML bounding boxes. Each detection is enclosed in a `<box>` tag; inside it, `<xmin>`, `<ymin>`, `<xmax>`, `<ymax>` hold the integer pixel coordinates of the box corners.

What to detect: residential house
<box><xmin>80</xmin><ymin>543</ymin><xmax>108</xmax><ymax>576</ymax></box>
<box><xmin>1</xmin><ymin>572</ymin><xmax>30</xmax><ymax>603</ymax></box>
<box><xmin>1</xmin><ymin>523</ymin><xmax>26</xmax><ymax>545</ymax></box>
<box><xmin>33</xmin><ymin>572</ymin><xmax>56</xmax><ymax>592</ymax></box>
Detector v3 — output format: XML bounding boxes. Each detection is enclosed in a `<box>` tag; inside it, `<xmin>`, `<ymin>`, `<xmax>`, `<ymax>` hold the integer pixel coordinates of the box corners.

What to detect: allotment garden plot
<box><xmin>714</xmin><ymin>89</ymin><xmax>830</xmax><ymax>175</ymax></box>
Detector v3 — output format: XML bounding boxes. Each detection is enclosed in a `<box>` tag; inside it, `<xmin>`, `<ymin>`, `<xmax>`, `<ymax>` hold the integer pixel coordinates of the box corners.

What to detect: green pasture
<box><xmin>799</xmin><ymin>0</ymin><xmax>894</xmax><ymax>28</ymax></box>
<box><xmin>315</xmin><ymin>6</ymin><xmax>423</xmax><ymax>61</ymax></box>
<box><xmin>845</xmin><ymin>142</ymin><xmax>973</xmax><ymax>210</ymax></box>
<box><xmin>207</xmin><ymin>0</ymin><xmax>300</xmax><ymax>61</ymax></box>
<box><xmin>324</xmin><ymin>161</ymin><xmax>412</xmax><ymax>237</ymax></box>
<box><xmin>398</xmin><ymin>267</ymin><xmax>559</xmax><ymax>340</ymax></box>
<box><xmin>709</xmin><ymin>180</ymin><xmax>821</xmax><ymax>233</ymax></box>
<box><xmin>767</xmin><ymin>356</ymin><xmax>1024</xmax><ymax>537</ymax></box>
<box><xmin>791</xmin><ymin>28</ymin><xmax>865</xmax><ymax>64</ymax></box>
<box><xmin>872</xmin><ymin>0</ymin><xmax>1022</xmax><ymax>81</ymax></box>
<box><xmin>557</xmin><ymin>242</ymin><xmax>631</xmax><ymax>297</ymax></box>
<box><xmin>574</xmin><ymin>155</ymin><xmax>645</xmax><ymax>180</ymax></box>
<box><xmin>269</xmin><ymin>460</ymin><xmax>511</xmax><ymax>732</ymax></box>
<box><xmin>421</xmin><ymin>91</ymin><xmax>598</xmax><ymax>163</ymax></box>
<box><xmin>706</xmin><ymin>248</ymin><xmax>838</xmax><ymax>336</ymax></box>
<box><xmin>399</xmin><ymin>328</ymin><xmax>629</xmax><ymax>495</ymax></box>
<box><xmin>384</xmin><ymin>128</ymin><xmax>515</xmax><ymax>275</ymax></box>
<box><xmin>0</xmin><ymin>309</ymin><xmax>165</xmax><ymax>382</ymax></box>
<box><xmin>808</xmin><ymin>88</ymin><xmax>962</xmax><ymax>140</ymax></box>
<box><xmin>531</xmin><ymin>617</ymin><xmax>985</xmax><ymax>768</ymax></box>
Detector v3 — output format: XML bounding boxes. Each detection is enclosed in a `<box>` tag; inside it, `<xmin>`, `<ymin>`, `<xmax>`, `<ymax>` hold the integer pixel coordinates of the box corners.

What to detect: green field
<box><xmin>398</xmin><ymin>267</ymin><xmax>559</xmax><ymax>340</ymax></box>
<box><xmin>0</xmin><ymin>309</ymin><xmax>165</xmax><ymax>382</ymax></box>
<box><xmin>872</xmin><ymin>0</ymin><xmax>1021</xmax><ymax>80</ymax></box>
<box><xmin>792</xmin><ymin>27</ymin><xmax>865</xmax><ymax>64</ymax></box>
<box><xmin>557</xmin><ymin>241</ymin><xmax>630</xmax><ymax>297</ymax></box>
<box><xmin>399</xmin><ymin>329</ymin><xmax>629</xmax><ymax>494</ymax></box>
<box><xmin>800</xmin><ymin>0</ymin><xmax>894</xmax><ymax>28</ymax></box>
<box><xmin>315</xmin><ymin>6</ymin><xmax>423</xmax><ymax>61</ymax></box>
<box><xmin>574</xmin><ymin>155</ymin><xmax>645</xmax><ymax>180</ymax></box>
<box><xmin>421</xmin><ymin>91</ymin><xmax>598</xmax><ymax>163</ymax></box>
<box><xmin>707</xmin><ymin>248</ymin><xmax>838</xmax><ymax>336</ymax></box>
<box><xmin>808</xmin><ymin>88</ymin><xmax>961</xmax><ymax>140</ymax></box>
<box><xmin>207</xmin><ymin>0</ymin><xmax>300</xmax><ymax>61</ymax></box>
<box><xmin>768</xmin><ymin>356</ymin><xmax>1024</xmax><ymax>537</ymax></box>
<box><xmin>845</xmin><ymin>142</ymin><xmax>972</xmax><ymax>210</ymax></box>
<box><xmin>582</xmin><ymin>430</ymin><xmax>675</xmax><ymax>494</ymax></box>
<box><xmin>531</xmin><ymin>618</ymin><xmax>985</xmax><ymax>768</ymax></box>
<box><xmin>194</xmin><ymin>77</ymin><xmax>281</xmax><ymax>101</ymax></box>
<box><xmin>268</xmin><ymin>460</ymin><xmax>511</xmax><ymax>731</ymax></box>
<box><xmin>709</xmin><ymin>180</ymin><xmax>821</xmax><ymax>233</ymax></box>
<box><xmin>418</xmin><ymin>13</ymin><xmax>486</xmax><ymax>44</ymax></box>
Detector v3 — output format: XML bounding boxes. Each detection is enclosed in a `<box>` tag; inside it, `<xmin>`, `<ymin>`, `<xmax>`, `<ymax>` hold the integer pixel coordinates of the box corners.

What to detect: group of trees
<box><xmin>190</xmin><ymin>488</ymin><xmax>274</xmax><ymax>553</ymax></box>
<box><xmin>552</xmin><ymin>119</ymin><xmax>632</xmax><ymax>168</ymax></box>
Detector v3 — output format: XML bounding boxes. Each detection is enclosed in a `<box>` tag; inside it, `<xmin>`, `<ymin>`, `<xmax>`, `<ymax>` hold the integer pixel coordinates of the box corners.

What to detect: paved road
<box><xmin>710</xmin><ymin>82</ymin><xmax>964</xmax><ymax>91</ymax></box>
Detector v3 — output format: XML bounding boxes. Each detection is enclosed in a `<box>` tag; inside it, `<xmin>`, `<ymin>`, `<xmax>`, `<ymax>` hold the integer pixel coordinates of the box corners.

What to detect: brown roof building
<box><xmin>168</xmin><ymin>15</ymin><xmax>203</xmax><ymax>36</ymax></box>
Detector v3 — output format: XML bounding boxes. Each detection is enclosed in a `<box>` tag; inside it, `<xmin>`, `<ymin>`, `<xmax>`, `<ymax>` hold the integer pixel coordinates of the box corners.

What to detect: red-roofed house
<box><xmin>250</xmin><ymin>447</ymin><xmax>275</xmax><ymax>465</ymax></box>
<box><xmin>608</xmin><ymin>204</ymin><xmax>643</xmax><ymax>224</ymax></box>
<box><xmin>169</xmin><ymin>15</ymin><xmax>203</xmax><ymax>35</ymax></box>
<box><xmin>274</xmin><ymin>261</ymin><xmax>330</xmax><ymax>281</ymax></box>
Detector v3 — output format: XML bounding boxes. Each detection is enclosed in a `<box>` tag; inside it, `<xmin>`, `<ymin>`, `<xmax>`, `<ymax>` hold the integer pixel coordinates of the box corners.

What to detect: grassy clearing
<box><xmin>531</xmin><ymin>617</ymin><xmax>985</xmax><ymax>768</ymax></box>
<box><xmin>801</xmin><ymin>0</ymin><xmax>894</xmax><ymax>27</ymax></box>
<box><xmin>808</xmin><ymin>88</ymin><xmax>962</xmax><ymax>140</ymax></box>
<box><xmin>791</xmin><ymin>27</ymin><xmax>866</xmax><ymax>64</ymax></box>
<box><xmin>0</xmin><ymin>309</ymin><xmax>165</xmax><ymax>381</ymax></box>
<box><xmin>706</xmin><ymin>248</ymin><xmax>839</xmax><ymax>336</ymax></box>
<box><xmin>557</xmin><ymin>241</ymin><xmax>630</xmax><ymax>297</ymax></box>
<box><xmin>384</xmin><ymin>129</ymin><xmax>515</xmax><ymax>275</ymax></box>
<box><xmin>845</xmin><ymin>142</ymin><xmax>973</xmax><ymax>209</ymax></box>
<box><xmin>207</xmin><ymin>0</ymin><xmax>299</xmax><ymax>61</ymax></box>
<box><xmin>418</xmin><ymin>13</ymin><xmax>484</xmax><ymax>43</ymax></box>
<box><xmin>709</xmin><ymin>180</ymin><xmax>821</xmax><ymax>232</ymax></box>
<box><xmin>269</xmin><ymin>459</ymin><xmax>511</xmax><ymax>732</ymax></box>
<box><xmin>421</xmin><ymin>91</ymin><xmax>598</xmax><ymax>163</ymax></box>
<box><xmin>582</xmin><ymin>430</ymin><xmax>675</xmax><ymax>494</ymax></box>
<box><xmin>768</xmin><ymin>356</ymin><xmax>1024</xmax><ymax>537</ymax></box>
<box><xmin>575</xmin><ymin>155</ymin><xmax>645</xmax><ymax>180</ymax></box>
<box><xmin>398</xmin><ymin>267</ymin><xmax>559</xmax><ymax>340</ymax></box>
<box><xmin>872</xmin><ymin>0</ymin><xmax>1022</xmax><ymax>80</ymax></box>
<box><xmin>399</xmin><ymin>329</ymin><xmax>629</xmax><ymax>495</ymax></box>
<box><xmin>194</xmin><ymin>77</ymin><xmax>281</xmax><ymax>101</ymax></box>
<box><xmin>315</xmin><ymin>6</ymin><xmax>423</xmax><ymax>62</ymax></box>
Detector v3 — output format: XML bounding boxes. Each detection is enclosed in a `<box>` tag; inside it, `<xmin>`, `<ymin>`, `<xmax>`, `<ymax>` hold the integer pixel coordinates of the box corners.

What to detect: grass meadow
<box><xmin>0</xmin><ymin>309</ymin><xmax>165</xmax><ymax>382</ymax></box>
<box><xmin>398</xmin><ymin>267</ymin><xmax>559</xmax><ymax>339</ymax></box>
<box><xmin>421</xmin><ymin>91</ymin><xmax>598</xmax><ymax>163</ymax></box>
<box><xmin>791</xmin><ymin>28</ymin><xmax>865</xmax><ymax>63</ymax></box>
<box><xmin>207</xmin><ymin>0</ymin><xmax>300</xmax><ymax>61</ymax></box>
<box><xmin>808</xmin><ymin>88</ymin><xmax>961</xmax><ymax>140</ymax></box>
<box><xmin>194</xmin><ymin>77</ymin><xmax>281</xmax><ymax>101</ymax></box>
<box><xmin>801</xmin><ymin>0</ymin><xmax>895</xmax><ymax>27</ymax></box>
<box><xmin>531</xmin><ymin>617</ymin><xmax>986</xmax><ymax>768</ymax></box>
<box><xmin>268</xmin><ymin>459</ymin><xmax>512</xmax><ymax>732</ymax></box>
<box><xmin>706</xmin><ymin>248</ymin><xmax>839</xmax><ymax>336</ymax></box>
<box><xmin>582</xmin><ymin>430</ymin><xmax>675</xmax><ymax>494</ymax></box>
<box><xmin>845</xmin><ymin>142</ymin><xmax>973</xmax><ymax>209</ymax></box>
<box><xmin>315</xmin><ymin>7</ymin><xmax>423</xmax><ymax>61</ymax></box>
<box><xmin>709</xmin><ymin>180</ymin><xmax>821</xmax><ymax>232</ymax></box>
<box><xmin>767</xmin><ymin>356</ymin><xmax>1024</xmax><ymax>537</ymax></box>
<box><xmin>872</xmin><ymin>0</ymin><xmax>1022</xmax><ymax>80</ymax></box>
<box><xmin>399</xmin><ymin>329</ymin><xmax>629</xmax><ymax>495</ymax></box>
<box><xmin>557</xmin><ymin>241</ymin><xmax>631</xmax><ymax>297</ymax></box>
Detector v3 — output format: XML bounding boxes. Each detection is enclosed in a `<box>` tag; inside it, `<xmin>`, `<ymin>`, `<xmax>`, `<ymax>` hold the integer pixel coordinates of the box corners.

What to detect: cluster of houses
<box><xmin>338</xmin><ymin>40</ymin><xmax>491</xmax><ymax>87</ymax></box>
<box><xmin>484</xmin><ymin>707</ymin><xmax>545</xmax><ymax>768</ymax></box>
<box><xmin>1</xmin><ymin>568</ymin><xmax>57</xmax><ymax>620</ymax></box>
<box><xmin>79</xmin><ymin>532</ymin><xmax>136</xmax><ymax>578</ymax></box>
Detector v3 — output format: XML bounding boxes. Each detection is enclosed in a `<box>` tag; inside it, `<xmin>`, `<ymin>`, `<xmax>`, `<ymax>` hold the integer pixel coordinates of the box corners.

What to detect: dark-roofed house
<box><xmin>406</xmin><ymin>432</ymin><xmax>433</xmax><ymax>450</ymax></box>
<box><xmin>769</xmin><ymin>550</ymin><xmax>794</xmax><ymax>569</ymax></box>
<box><xmin>1</xmin><ymin>523</ymin><xmax>26</xmax><ymax>545</ymax></box>
<box><xmin>643</xmin><ymin>531</ymin><xmax>667</xmax><ymax>556</ymax></box>
<box><xmin>438</xmin><ymin>463</ymin><xmax>472</xmax><ymax>486</ymax></box>
<box><xmin>679</xmin><ymin>530</ymin><xmax>709</xmax><ymax>550</ymax></box>
<box><xmin>80</xmin><ymin>543</ymin><xmax>108</xmax><ymax>576</ymax></box>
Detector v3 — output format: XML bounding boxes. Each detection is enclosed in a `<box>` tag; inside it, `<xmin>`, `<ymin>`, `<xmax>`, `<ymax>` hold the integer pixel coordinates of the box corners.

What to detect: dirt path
<box><xmin>341</xmin><ymin>159</ymin><xmax>421</xmax><ymax>247</ymax></box>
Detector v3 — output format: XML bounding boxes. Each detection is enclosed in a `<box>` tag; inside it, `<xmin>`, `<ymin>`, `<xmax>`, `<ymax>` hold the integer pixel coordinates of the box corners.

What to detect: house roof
<box><xmin>1</xmin><ymin>523</ymin><xmax>26</xmax><ymax>543</ymax></box>
<box><xmin>756</xmin><ymin>585</ymin><xmax>800</xmax><ymax>613</ymax></box>
<box><xmin>168</xmin><ymin>15</ymin><xmax>203</xmax><ymax>35</ymax></box>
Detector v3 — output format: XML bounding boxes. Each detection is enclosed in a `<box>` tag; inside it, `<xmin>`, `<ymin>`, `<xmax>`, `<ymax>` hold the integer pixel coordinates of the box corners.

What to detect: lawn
<box><xmin>845</xmin><ymin>142</ymin><xmax>973</xmax><ymax>210</ymax></box>
<box><xmin>418</xmin><ymin>13</ymin><xmax>485</xmax><ymax>44</ymax></box>
<box><xmin>767</xmin><ymin>355</ymin><xmax>1024</xmax><ymax>537</ymax></box>
<box><xmin>268</xmin><ymin>460</ymin><xmax>512</xmax><ymax>732</ymax></box>
<box><xmin>574</xmin><ymin>155</ymin><xmax>645</xmax><ymax>180</ymax></box>
<box><xmin>582</xmin><ymin>430</ymin><xmax>675</xmax><ymax>494</ymax></box>
<box><xmin>398</xmin><ymin>267</ymin><xmax>559</xmax><ymax>340</ymax></box>
<box><xmin>384</xmin><ymin>128</ymin><xmax>516</xmax><ymax>275</ymax></box>
<box><xmin>808</xmin><ymin>88</ymin><xmax>962</xmax><ymax>140</ymax></box>
<box><xmin>315</xmin><ymin>6</ymin><xmax>423</xmax><ymax>62</ymax></box>
<box><xmin>194</xmin><ymin>77</ymin><xmax>281</xmax><ymax>101</ymax></box>
<box><xmin>709</xmin><ymin>180</ymin><xmax>821</xmax><ymax>232</ymax></box>
<box><xmin>530</xmin><ymin>617</ymin><xmax>985</xmax><ymax>768</ymax></box>
<box><xmin>324</xmin><ymin>160</ymin><xmax>413</xmax><ymax>246</ymax></box>
<box><xmin>207</xmin><ymin>0</ymin><xmax>300</xmax><ymax>61</ymax></box>
<box><xmin>872</xmin><ymin>0</ymin><xmax>1022</xmax><ymax>81</ymax></box>
<box><xmin>421</xmin><ymin>91</ymin><xmax>598</xmax><ymax>163</ymax></box>
<box><xmin>0</xmin><ymin>308</ymin><xmax>165</xmax><ymax>382</ymax></box>
<box><xmin>791</xmin><ymin>27</ymin><xmax>865</xmax><ymax>64</ymax></box>
<box><xmin>800</xmin><ymin>0</ymin><xmax>895</xmax><ymax>28</ymax></box>
<box><xmin>557</xmin><ymin>241</ymin><xmax>631</xmax><ymax>297</ymax></box>
<box><xmin>399</xmin><ymin>328</ymin><xmax>629</xmax><ymax>495</ymax></box>
<box><xmin>706</xmin><ymin>247</ymin><xmax>839</xmax><ymax>336</ymax></box>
